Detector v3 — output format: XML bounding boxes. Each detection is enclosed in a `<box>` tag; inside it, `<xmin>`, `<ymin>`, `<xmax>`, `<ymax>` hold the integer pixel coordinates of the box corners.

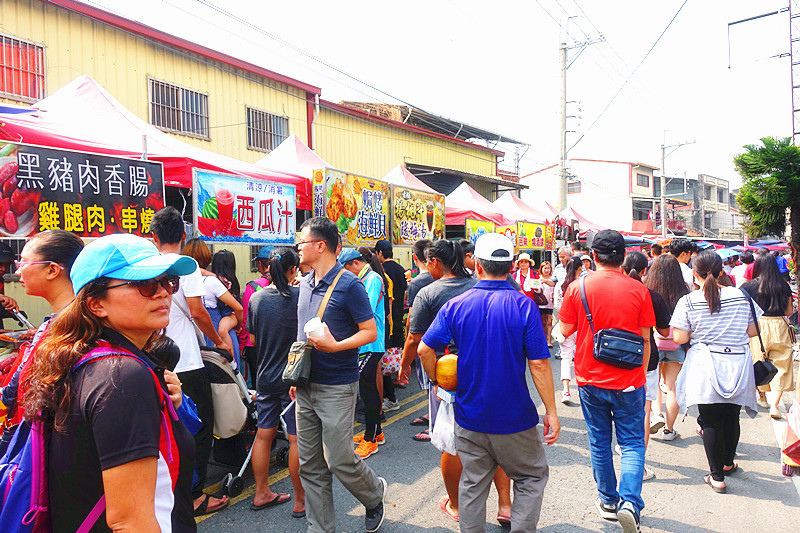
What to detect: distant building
<box><xmin>655</xmin><ymin>174</ymin><xmax>744</xmax><ymax>238</ymax></box>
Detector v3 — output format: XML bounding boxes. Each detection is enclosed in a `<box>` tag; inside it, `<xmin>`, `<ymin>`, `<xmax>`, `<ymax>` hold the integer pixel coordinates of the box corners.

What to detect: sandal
<box><xmin>722</xmin><ymin>463</ymin><xmax>739</xmax><ymax>475</ymax></box>
<box><xmin>410</xmin><ymin>416</ymin><xmax>429</xmax><ymax>427</ymax></box>
<box><xmin>412</xmin><ymin>429</ymin><xmax>431</xmax><ymax>441</ymax></box>
<box><xmin>438</xmin><ymin>495</ymin><xmax>459</xmax><ymax>521</ymax></box>
<box><xmin>194</xmin><ymin>493</ymin><xmax>230</xmax><ymax>516</ymax></box>
<box><xmin>250</xmin><ymin>492</ymin><xmax>291</xmax><ymax>511</ymax></box>
<box><xmin>497</xmin><ymin>513</ymin><xmax>511</xmax><ymax>526</ymax></box>
<box><xmin>703</xmin><ymin>475</ymin><xmax>726</xmax><ymax>494</ymax></box>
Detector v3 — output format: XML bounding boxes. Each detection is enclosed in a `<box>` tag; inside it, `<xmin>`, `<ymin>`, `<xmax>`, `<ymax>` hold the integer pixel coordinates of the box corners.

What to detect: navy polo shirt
<box><xmin>422</xmin><ymin>279</ymin><xmax>550</xmax><ymax>434</ymax></box>
<box><xmin>297</xmin><ymin>262</ymin><xmax>375</xmax><ymax>385</ymax></box>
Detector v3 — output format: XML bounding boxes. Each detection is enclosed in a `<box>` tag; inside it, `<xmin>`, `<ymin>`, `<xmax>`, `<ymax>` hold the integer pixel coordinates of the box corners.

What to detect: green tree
<box><xmin>734</xmin><ymin>136</ymin><xmax>800</xmax><ymax>262</ymax></box>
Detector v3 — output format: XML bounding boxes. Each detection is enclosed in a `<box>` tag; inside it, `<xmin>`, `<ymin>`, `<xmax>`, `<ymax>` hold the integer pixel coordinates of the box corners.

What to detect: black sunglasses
<box><xmin>106</xmin><ymin>275</ymin><xmax>180</xmax><ymax>298</ymax></box>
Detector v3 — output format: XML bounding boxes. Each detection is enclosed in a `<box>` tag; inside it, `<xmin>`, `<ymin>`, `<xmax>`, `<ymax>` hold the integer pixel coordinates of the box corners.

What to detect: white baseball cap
<box><xmin>473</xmin><ymin>233</ymin><xmax>514</xmax><ymax>262</ymax></box>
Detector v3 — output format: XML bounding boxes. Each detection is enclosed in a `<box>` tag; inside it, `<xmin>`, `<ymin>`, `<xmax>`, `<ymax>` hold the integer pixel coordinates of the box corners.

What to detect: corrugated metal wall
<box><xmin>315</xmin><ymin>107</ymin><xmax>498</xmax><ymax>180</ymax></box>
<box><xmin>1</xmin><ymin>0</ymin><xmax>309</xmax><ymax>164</ymax></box>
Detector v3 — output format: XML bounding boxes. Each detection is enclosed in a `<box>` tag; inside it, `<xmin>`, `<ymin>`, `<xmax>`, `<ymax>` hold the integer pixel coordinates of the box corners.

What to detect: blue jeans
<box><xmin>578</xmin><ymin>384</ymin><xmax>646</xmax><ymax>513</ymax></box>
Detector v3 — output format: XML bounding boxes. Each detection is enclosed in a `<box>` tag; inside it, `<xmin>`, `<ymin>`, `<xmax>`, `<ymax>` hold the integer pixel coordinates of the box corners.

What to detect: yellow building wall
<box><xmin>1</xmin><ymin>0</ymin><xmax>309</xmax><ymax>164</ymax></box>
<box><xmin>315</xmin><ymin>107</ymin><xmax>498</xmax><ymax>180</ymax></box>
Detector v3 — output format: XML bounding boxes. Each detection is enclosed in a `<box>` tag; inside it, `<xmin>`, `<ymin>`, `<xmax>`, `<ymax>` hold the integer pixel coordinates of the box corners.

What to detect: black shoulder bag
<box><xmin>579</xmin><ymin>276</ymin><xmax>645</xmax><ymax>369</ymax></box>
<box><xmin>744</xmin><ymin>290</ymin><xmax>778</xmax><ymax>387</ymax></box>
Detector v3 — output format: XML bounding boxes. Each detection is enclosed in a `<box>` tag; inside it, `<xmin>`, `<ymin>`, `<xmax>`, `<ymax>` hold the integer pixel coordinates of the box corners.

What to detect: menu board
<box><xmin>193</xmin><ymin>169</ymin><xmax>295</xmax><ymax>245</ymax></box>
<box><xmin>517</xmin><ymin>222</ymin><xmax>546</xmax><ymax>250</ymax></box>
<box><xmin>465</xmin><ymin>218</ymin><xmax>496</xmax><ymax>244</ymax></box>
<box><xmin>314</xmin><ymin>168</ymin><xmax>389</xmax><ymax>245</ymax></box>
<box><xmin>0</xmin><ymin>141</ymin><xmax>164</xmax><ymax>238</ymax></box>
<box><xmin>496</xmin><ymin>224</ymin><xmax>519</xmax><ymax>254</ymax></box>
<box><xmin>391</xmin><ymin>186</ymin><xmax>445</xmax><ymax>245</ymax></box>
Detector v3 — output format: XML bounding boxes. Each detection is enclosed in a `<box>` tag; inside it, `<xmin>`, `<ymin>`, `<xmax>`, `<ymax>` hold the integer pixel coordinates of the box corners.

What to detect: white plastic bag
<box><xmin>431</xmin><ymin>401</ymin><xmax>457</xmax><ymax>455</ymax></box>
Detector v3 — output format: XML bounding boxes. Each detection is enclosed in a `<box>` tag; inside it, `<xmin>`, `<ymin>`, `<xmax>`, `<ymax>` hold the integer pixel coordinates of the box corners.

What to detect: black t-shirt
<box><xmin>741</xmin><ymin>279</ymin><xmax>791</xmax><ymax>316</ymax></box>
<box><xmin>648</xmin><ymin>289</ymin><xmax>671</xmax><ymax>372</ymax></box>
<box><xmin>248</xmin><ymin>285</ymin><xmax>299</xmax><ymax>394</ymax></box>
<box><xmin>407</xmin><ymin>272</ymin><xmax>434</xmax><ymax>308</ymax></box>
<box><xmin>382</xmin><ymin>259</ymin><xmax>408</xmax><ymax>348</ymax></box>
<box><xmin>48</xmin><ymin>329</ymin><xmax>195</xmax><ymax>533</ymax></box>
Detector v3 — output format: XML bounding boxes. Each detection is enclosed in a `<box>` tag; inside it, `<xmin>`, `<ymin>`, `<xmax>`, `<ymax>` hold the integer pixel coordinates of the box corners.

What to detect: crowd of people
<box><xmin>0</xmin><ymin>213</ymin><xmax>797</xmax><ymax>533</ymax></box>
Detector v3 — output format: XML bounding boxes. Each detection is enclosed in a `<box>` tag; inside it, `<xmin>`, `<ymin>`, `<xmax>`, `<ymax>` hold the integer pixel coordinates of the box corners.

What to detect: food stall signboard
<box><xmin>545</xmin><ymin>224</ymin><xmax>556</xmax><ymax>251</ymax></box>
<box><xmin>496</xmin><ymin>224</ymin><xmax>519</xmax><ymax>254</ymax></box>
<box><xmin>313</xmin><ymin>168</ymin><xmax>389</xmax><ymax>245</ymax></box>
<box><xmin>517</xmin><ymin>222</ymin><xmax>546</xmax><ymax>250</ymax></box>
<box><xmin>0</xmin><ymin>141</ymin><xmax>164</xmax><ymax>238</ymax></box>
<box><xmin>390</xmin><ymin>186</ymin><xmax>445</xmax><ymax>245</ymax></box>
<box><xmin>193</xmin><ymin>169</ymin><xmax>295</xmax><ymax>245</ymax></box>
<box><xmin>465</xmin><ymin>218</ymin><xmax>495</xmax><ymax>244</ymax></box>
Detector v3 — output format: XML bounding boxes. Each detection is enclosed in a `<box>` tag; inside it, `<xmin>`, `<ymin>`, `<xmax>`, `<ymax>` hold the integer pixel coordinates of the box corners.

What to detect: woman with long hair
<box><xmin>672</xmin><ymin>250</ymin><xmax>760</xmax><ymax>493</ymax></box>
<box><xmin>622</xmin><ymin>251</ymin><xmax>671</xmax><ymax>481</ymax></box>
<box><xmin>23</xmin><ymin>234</ymin><xmax>197</xmax><ymax>531</ymax></box>
<box><xmin>211</xmin><ymin>249</ymin><xmax>241</xmax><ymax>301</ymax></box>
<box><xmin>644</xmin><ymin>254</ymin><xmax>691</xmax><ymax>440</ymax></box>
<box><xmin>1</xmin><ymin>230</ymin><xmax>84</xmax><ymax>422</ymax></box>
<box><xmin>247</xmin><ymin>246</ymin><xmax>305</xmax><ymax>516</ymax></box>
<box><xmin>554</xmin><ymin>256</ymin><xmax>585</xmax><ymax>404</ymax></box>
<box><xmin>181</xmin><ymin>239</ymin><xmax>243</xmax><ymax>368</ymax></box>
<box><xmin>407</xmin><ymin>239</ymin><xmax>512</xmax><ymax>523</ymax></box>
<box><xmin>538</xmin><ymin>261</ymin><xmax>556</xmax><ymax>347</ymax></box>
<box><xmin>741</xmin><ymin>253</ymin><xmax>794</xmax><ymax>418</ymax></box>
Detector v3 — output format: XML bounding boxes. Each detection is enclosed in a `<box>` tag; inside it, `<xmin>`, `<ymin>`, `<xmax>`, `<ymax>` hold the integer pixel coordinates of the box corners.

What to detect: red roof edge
<box><xmin>42</xmin><ymin>0</ymin><xmax>322</xmax><ymax>96</ymax></box>
<box><xmin>320</xmin><ymin>100</ymin><xmax>505</xmax><ymax>157</ymax></box>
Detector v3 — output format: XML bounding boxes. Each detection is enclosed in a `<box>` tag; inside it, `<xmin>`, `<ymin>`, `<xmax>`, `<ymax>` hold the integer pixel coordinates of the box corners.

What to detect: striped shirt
<box><xmin>671</xmin><ymin>286</ymin><xmax>762</xmax><ymax>347</ymax></box>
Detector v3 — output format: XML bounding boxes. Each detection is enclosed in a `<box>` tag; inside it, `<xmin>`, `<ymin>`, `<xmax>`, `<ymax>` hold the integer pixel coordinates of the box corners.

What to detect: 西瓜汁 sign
<box><xmin>391</xmin><ymin>186</ymin><xmax>445</xmax><ymax>245</ymax></box>
<box><xmin>0</xmin><ymin>142</ymin><xmax>165</xmax><ymax>238</ymax></box>
<box><xmin>313</xmin><ymin>168</ymin><xmax>389</xmax><ymax>245</ymax></box>
<box><xmin>193</xmin><ymin>169</ymin><xmax>295</xmax><ymax>245</ymax></box>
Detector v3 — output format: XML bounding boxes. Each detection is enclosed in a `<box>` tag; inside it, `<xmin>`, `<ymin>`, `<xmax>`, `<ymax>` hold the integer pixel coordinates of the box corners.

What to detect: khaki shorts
<box><xmin>750</xmin><ymin>316</ymin><xmax>795</xmax><ymax>392</ymax></box>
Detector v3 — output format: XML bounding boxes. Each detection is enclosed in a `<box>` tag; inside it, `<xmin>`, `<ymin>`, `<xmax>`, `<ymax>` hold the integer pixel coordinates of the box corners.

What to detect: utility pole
<box><xmin>660</xmin><ymin>136</ymin><xmax>695</xmax><ymax>238</ymax></box>
<box><xmin>558</xmin><ymin>42</ymin><xmax>567</xmax><ymax>211</ymax></box>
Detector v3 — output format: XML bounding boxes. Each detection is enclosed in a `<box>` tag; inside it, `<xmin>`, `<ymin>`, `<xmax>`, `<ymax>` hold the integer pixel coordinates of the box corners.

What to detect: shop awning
<box><xmin>445</xmin><ymin>182</ymin><xmax>514</xmax><ymax>226</ymax></box>
<box><xmin>0</xmin><ymin>75</ymin><xmax>311</xmax><ymax>209</ymax></box>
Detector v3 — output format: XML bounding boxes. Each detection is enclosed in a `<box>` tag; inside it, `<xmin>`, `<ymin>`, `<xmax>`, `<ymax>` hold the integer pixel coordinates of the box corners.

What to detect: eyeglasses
<box><xmin>106</xmin><ymin>275</ymin><xmax>180</xmax><ymax>298</ymax></box>
<box><xmin>14</xmin><ymin>260</ymin><xmax>63</xmax><ymax>270</ymax></box>
<box><xmin>296</xmin><ymin>240</ymin><xmax>325</xmax><ymax>247</ymax></box>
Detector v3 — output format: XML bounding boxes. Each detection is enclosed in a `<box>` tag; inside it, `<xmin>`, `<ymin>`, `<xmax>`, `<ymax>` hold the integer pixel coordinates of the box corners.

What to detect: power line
<box><xmin>567</xmin><ymin>0</ymin><xmax>690</xmax><ymax>155</ymax></box>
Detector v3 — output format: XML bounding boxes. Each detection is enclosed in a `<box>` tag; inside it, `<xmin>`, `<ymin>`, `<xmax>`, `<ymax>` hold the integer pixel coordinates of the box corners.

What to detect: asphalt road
<box><xmin>197</xmin><ymin>353</ymin><xmax>800</xmax><ymax>532</ymax></box>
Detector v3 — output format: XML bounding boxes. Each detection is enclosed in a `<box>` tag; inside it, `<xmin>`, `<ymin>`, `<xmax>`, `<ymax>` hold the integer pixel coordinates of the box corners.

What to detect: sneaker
<box><xmin>354</xmin><ymin>433</ymin><xmax>386</xmax><ymax>445</ymax></box>
<box><xmin>561</xmin><ymin>391</ymin><xmax>572</xmax><ymax>404</ymax></box>
<box><xmin>595</xmin><ymin>498</ymin><xmax>618</xmax><ymax>520</ymax></box>
<box><xmin>649</xmin><ymin>413</ymin><xmax>665</xmax><ymax>434</ymax></box>
<box><xmin>365</xmin><ymin>477</ymin><xmax>387</xmax><ymax>532</ymax></box>
<box><xmin>770</xmin><ymin>406</ymin><xmax>782</xmax><ymax>419</ymax></box>
<box><xmin>382</xmin><ymin>399</ymin><xmax>400</xmax><ymax>412</ymax></box>
<box><xmin>643</xmin><ymin>465</ymin><xmax>655</xmax><ymax>481</ymax></box>
<box><xmin>660</xmin><ymin>428</ymin><xmax>678</xmax><ymax>441</ymax></box>
<box><xmin>757</xmin><ymin>392</ymin><xmax>769</xmax><ymax>409</ymax></box>
<box><xmin>355</xmin><ymin>440</ymin><xmax>379</xmax><ymax>459</ymax></box>
<box><xmin>616</xmin><ymin>501</ymin><xmax>641</xmax><ymax>533</ymax></box>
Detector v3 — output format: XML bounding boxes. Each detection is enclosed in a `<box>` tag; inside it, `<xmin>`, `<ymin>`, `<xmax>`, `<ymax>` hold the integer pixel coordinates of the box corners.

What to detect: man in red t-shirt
<box><xmin>559</xmin><ymin>230</ymin><xmax>654</xmax><ymax>532</ymax></box>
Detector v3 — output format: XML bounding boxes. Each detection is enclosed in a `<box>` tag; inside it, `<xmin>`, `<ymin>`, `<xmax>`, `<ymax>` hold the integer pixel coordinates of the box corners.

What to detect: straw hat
<box><xmin>516</xmin><ymin>252</ymin><xmax>534</xmax><ymax>266</ymax></box>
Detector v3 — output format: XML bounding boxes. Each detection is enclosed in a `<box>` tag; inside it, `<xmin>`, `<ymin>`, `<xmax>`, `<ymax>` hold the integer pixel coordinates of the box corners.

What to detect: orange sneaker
<box><xmin>355</xmin><ymin>439</ymin><xmax>379</xmax><ymax>459</ymax></box>
<box><xmin>353</xmin><ymin>433</ymin><xmax>386</xmax><ymax>445</ymax></box>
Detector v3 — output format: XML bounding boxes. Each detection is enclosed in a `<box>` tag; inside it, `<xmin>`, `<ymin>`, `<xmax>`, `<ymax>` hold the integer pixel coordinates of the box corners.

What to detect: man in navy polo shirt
<box><xmin>294</xmin><ymin>216</ymin><xmax>387</xmax><ymax>533</ymax></box>
<box><xmin>419</xmin><ymin>233</ymin><xmax>560</xmax><ymax>533</ymax></box>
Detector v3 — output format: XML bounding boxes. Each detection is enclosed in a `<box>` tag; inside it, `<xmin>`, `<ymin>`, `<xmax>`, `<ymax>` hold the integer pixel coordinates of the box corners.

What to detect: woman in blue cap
<box><xmin>22</xmin><ymin>233</ymin><xmax>198</xmax><ymax>532</ymax></box>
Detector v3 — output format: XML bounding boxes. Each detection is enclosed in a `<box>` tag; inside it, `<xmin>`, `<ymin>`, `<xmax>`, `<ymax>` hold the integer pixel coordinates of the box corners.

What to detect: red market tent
<box><xmin>0</xmin><ymin>75</ymin><xmax>311</xmax><ymax>209</ymax></box>
<box><xmin>381</xmin><ymin>165</ymin><xmax>438</xmax><ymax>194</ymax></box>
<box><xmin>558</xmin><ymin>206</ymin><xmax>606</xmax><ymax>234</ymax></box>
<box><xmin>255</xmin><ymin>134</ymin><xmax>329</xmax><ymax>184</ymax></box>
<box><xmin>445</xmin><ymin>182</ymin><xmax>515</xmax><ymax>226</ymax></box>
<box><xmin>493</xmin><ymin>192</ymin><xmax>550</xmax><ymax>224</ymax></box>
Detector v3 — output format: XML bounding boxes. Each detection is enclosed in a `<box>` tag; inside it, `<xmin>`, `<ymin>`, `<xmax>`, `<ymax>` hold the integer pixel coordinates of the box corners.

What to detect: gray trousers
<box><xmin>455</xmin><ymin>423</ymin><xmax>549</xmax><ymax>533</ymax></box>
<box><xmin>296</xmin><ymin>382</ymin><xmax>383</xmax><ymax>533</ymax></box>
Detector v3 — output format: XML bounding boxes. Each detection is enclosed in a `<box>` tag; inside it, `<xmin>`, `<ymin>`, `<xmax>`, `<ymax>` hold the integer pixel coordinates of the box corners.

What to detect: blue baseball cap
<box><xmin>338</xmin><ymin>248</ymin><xmax>362</xmax><ymax>265</ymax></box>
<box><xmin>71</xmin><ymin>234</ymin><xmax>198</xmax><ymax>294</ymax></box>
<box><xmin>253</xmin><ymin>245</ymin><xmax>274</xmax><ymax>261</ymax></box>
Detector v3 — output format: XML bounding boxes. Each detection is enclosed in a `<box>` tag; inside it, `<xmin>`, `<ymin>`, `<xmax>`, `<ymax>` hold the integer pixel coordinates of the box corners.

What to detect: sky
<box><xmin>79</xmin><ymin>0</ymin><xmax>791</xmax><ymax>189</ymax></box>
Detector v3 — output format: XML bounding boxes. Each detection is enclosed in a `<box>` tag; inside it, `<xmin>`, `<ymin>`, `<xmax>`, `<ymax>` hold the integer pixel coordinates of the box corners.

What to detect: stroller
<box><xmin>201</xmin><ymin>346</ymin><xmax>290</xmax><ymax>497</ymax></box>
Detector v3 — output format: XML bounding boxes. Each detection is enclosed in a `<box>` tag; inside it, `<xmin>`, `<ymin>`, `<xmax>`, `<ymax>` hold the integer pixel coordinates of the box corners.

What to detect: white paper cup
<box><xmin>304</xmin><ymin>317</ymin><xmax>325</xmax><ymax>338</ymax></box>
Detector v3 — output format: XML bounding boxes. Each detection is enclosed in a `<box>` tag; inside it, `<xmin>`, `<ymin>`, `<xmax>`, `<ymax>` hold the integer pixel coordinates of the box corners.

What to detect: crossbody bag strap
<box><xmin>579</xmin><ymin>276</ymin><xmax>596</xmax><ymax>334</ymax></box>
<box><xmin>316</xmin><ymin>269</ymin><xmax>346</xmax><ymax>320</ymax></box>
<box><xmin>742</xmin><ymin>290</ymin><xmax>767</xmax><ymax>359</ymax></box>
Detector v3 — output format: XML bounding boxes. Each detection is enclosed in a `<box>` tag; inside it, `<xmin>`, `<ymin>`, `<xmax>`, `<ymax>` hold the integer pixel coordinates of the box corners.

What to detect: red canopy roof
<box><xmin>445</xmin><ymin>182</ymin><xmax>514</xmax><ymax>226</ymax></box>
<box><xmin>0</xmin><ymin>75</ymin><xmax>311</xmax><ymax>209</ymax></box>
<box><xmin>381</xmin><ymin>165</ymin><xmax>439</xmax><ymax>194</ymax></box>
<box><xmin>493</xmin><ymin>192</ymin><xmax>550</xmax><ymax>224</ymax></box>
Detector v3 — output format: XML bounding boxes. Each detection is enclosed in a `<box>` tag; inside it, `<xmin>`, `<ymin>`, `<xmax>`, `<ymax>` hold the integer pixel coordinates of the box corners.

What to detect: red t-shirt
<box><xmin>744</xmin><ymin>262</ymin><xmax>754</xmax><ymax>282</ymax></box>
<box><xmin>558</xmin><ymin>269</ymin><xmax>655</xmax><ymax>390</ymax></box>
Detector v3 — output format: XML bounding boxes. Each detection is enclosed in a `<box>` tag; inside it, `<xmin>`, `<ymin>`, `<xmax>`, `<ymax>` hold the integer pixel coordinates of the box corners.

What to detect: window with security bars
<box><xmin>0</xmin><ymin>34</ymin><xmax>45</xmax><ymax>102</ymax></box>
<box><xmin>246</xmin><ymin>106</ymin><xmax>289</xmax><ymax>152</ymax></box>
<box><xmin>636</xmin><ymin>173</ymin><xmax>649</xmax><ymax>187</ymax></box>
<box><xmin>149</xmin><ymin>78</ymin><xmax>209</xmax><ymax>139</ymax></box>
